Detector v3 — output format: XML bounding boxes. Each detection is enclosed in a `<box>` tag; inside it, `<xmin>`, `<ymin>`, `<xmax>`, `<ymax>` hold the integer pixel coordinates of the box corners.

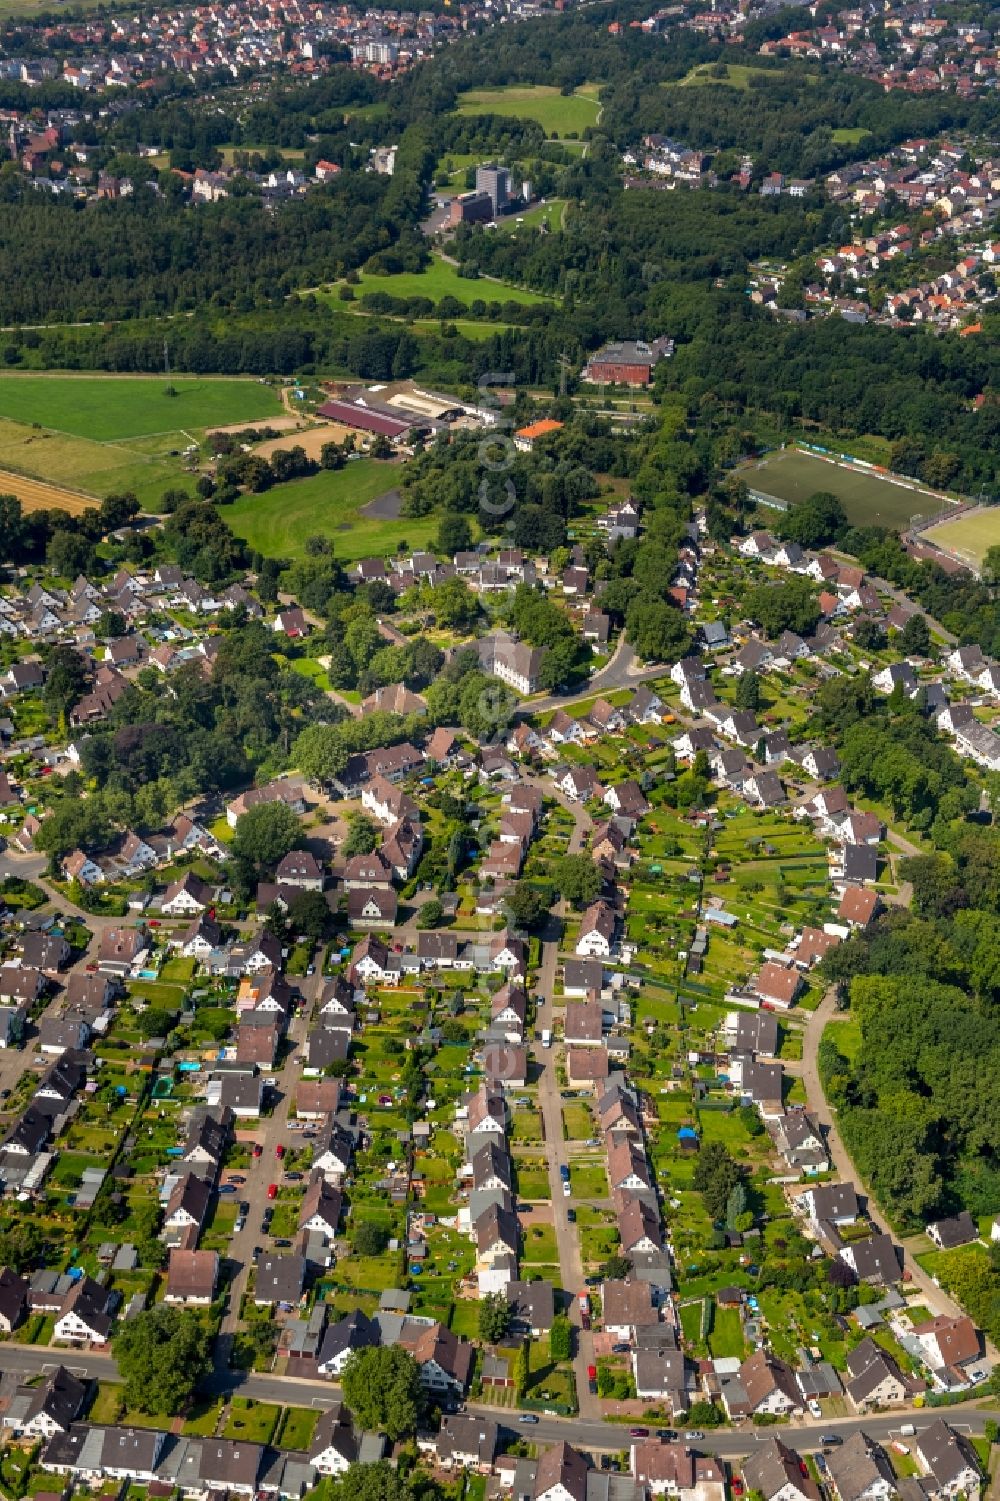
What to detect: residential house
<box><xmin>844</xmin><ymin>1338</ymin><xmax>911</xmax><ymax>1410</ymax></box>
<box><xmin>742</xmin><ymin>1440</ymin><xmax>821</xmax><ymax>1501</ymax></box>
<box><xmin>165</xmin><ymin>1249</ymin><xmax>219</xmax><ymax>1306</ymax></box>
<box><xmin>53</xmin><ymin>1277</ymin><xmax>113</xmax><ymax>1344</ymax></box>
<box><xmin>914</xmin><ymin>1419</ymin><xmax>984</xmax><ymax>1498</ymax></box>
<box><xmin>825</xmin><ymin>1433</ymin><xmax>896</xmax><ymax>1501</ymax></box>
<box><xmin>736</xmin><ymin>1351</ymin><xmax>805</xmax><ymax>1417</ymax></box>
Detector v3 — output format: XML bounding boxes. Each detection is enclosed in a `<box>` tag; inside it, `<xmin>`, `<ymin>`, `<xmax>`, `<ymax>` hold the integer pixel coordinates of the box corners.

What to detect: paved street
<box><xmin>520</xmin><ymin>642</ymin><xmax>667</xmax><ymax>719</ymax></box>
<box><xmin>529</xmin><ymin>785</ymin><xmax>599</xmax><ymax>1418</ymax></box>
<box><xmin>798</xmin><ymin>988</ymin><xmax>984</xmax><ymax>1340</ymax></box>
<box><xmin>215</xmin><ymin>959</ymin><xmax>323</xmax><ymax>1371</ymax></box>
<box><xmin>0</xmin><ymin>1345</ymin><xmax>996</xmax><ymax>1460</ymax></box>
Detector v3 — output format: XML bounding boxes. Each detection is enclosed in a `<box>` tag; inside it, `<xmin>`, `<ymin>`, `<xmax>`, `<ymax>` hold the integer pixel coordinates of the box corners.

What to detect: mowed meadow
<box><xmin>0</xmin><ymin>374</ymin><xmax>283</xmax><ymax>513</ymax></box>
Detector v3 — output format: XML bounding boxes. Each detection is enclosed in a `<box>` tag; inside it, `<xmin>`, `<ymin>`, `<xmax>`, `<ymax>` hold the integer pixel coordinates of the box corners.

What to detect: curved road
<box><xmin>799</xmin><ymin>989</ymin><xmax>987</xmax><ymax>1340</ymax></box>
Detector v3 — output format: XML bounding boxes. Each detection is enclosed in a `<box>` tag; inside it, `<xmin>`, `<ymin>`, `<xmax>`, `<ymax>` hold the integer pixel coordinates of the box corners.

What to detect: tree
<box><xmin>342</xmin><ymin>814</ymin><xmax>378</xmax><ymax>857</ymax></box>
<box><xmin>136</xmin><ymin>1007</ymin><xmax>177</xmax><ymax>1040</ymax></box>
<box><xmin>231</xmin><ymin>800</ymin><xmax>303</xmax><ymax>877</ymax></box>
<box><xmin>900</xmin><ymin>613</ymin><xmax>930</xmax><ymax>656</ymax></box>
<box><xmin>47</xmin><ymin>528</ymin><xmax>94</xmax><ymax>578</ymax></box>
<box><xmin>113</xmin><ymin>1305</ymin><xmax>210</xmax><ymax>1415</ymax></box>
<box><xmin>504</xmin><ymin>881</ymin><xmax>553</xmax><ymax>930</ymax></box>
<box><xmin>853</xmin><ymin>617</ymin><xmax>886</xmax><ymax>652</ymax></box>
<box><xmin>293</xmin><ymin>723</ymin><xmax>350</xmax><ymax>786</ymax></box>
<box><xmin>478</xmin><ymin>1291</ymin><xmax>511</xmax><ymax>1343</ymax></box>
<box><xmin>692</xmin><ymin>1142</ymin><xmax>747</xmax><ymax>1222</ymax></box>
<box><xmin>734</xmin><ymin>672</ymin><xmax>762</xmax><ymax>711</ymax></box>
<box><xmin>0</xmin><ymin>494</ymin><xmax>26</xmax><ymax>563</ymax></box>
<box><xmin>436</xmin><ymin>511</ymin><xmax>472</xmax><ymax>555</ymax></box>
<box><xmin>779</xmin><ymin>491</ymin><xmax>845</xmax><ymax>549</ymax></box>
<box><xmin>286</xmin><ymin>889</ymin><xmax>333</xmax><ymax>941</ymax></box>
<box><xmin>744</xmin><ymin>577</ymin><xmax>820</xmax><ymax>638</ymax></box>
<box><xmin>626</xmin><ymin>598</ymin><xmax>690</xmax><ymax>664</ymax></box>
<box><xmin>416</xmin><ymin>899</ymin><xmax>444</xmax><ymax>929</ymax></box>
<box><xmin>43</xmin><ymin>644</ymin><xmax>90</xmax><ymax>721</ymax></box>
<box><xmin>341</xmin><ymin>1346</ymin><xmax>421</xmax><ymax>1440</ymax></box>
<box><xmin>599</xmin><ymin>1254</ymin><xmax>633</xmax><ymax>1281</ymax></box>
<box><xmin>329</xmin><ymin>1462</ymin><xmax>428</xmax><ymax>1501</ymax></box>
<box><xmin>351</xmin><ymin>1220</ymin><xmax>389</xmax><ymax>1257</ymax></box>
<box><xmin>549</xmin><ymin>1314</ymin><xmax>572</xmax><ymax>1362</ymax></box>
<box><xmin>96</xmin><ymin>609</ymin><xmax>127</xmax><ymax>639</ymax></box>
<box><xmin>433</xmin><ymin>577</ymin><xmax>479</xmax><ymax>631</ymax></box>
<box><xmin>556</xmin><ymin>854</ymin><xmax>602</xmax><ymax>907</ymax></box>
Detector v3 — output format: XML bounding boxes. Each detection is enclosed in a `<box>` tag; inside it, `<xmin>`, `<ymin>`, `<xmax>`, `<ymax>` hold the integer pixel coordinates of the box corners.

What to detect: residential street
<box><xmin>0</xmin><ymin>1344</ymin><xmax>996</xmax><ymax>1459</ymax></box>
<box><xmin>214</xmin><ymin>960</ymin><xmax>323</xmax><ymax>1372</ymax></box>
<box><xmin>529</xmin><ymin>785</ymin><xmax>600</xmax><ymax>1418</ymax></box>
<box><xmin>799</xmin><ymin>988</ymin><xmax>980</xmax><ymax>1335</ymax></box>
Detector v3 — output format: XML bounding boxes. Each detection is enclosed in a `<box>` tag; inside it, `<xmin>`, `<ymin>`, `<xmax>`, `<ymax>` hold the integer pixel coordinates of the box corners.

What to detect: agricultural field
<box><xmin>0</xmin><ymin>375</ymin><xmax>281</xmax><ymax>441</ymax></box>
<box><xmin>0</xmin><ymin>375</ymin><xmax>283</xmax><ymax>513</ymax></box>
<box><xmin>225</xmin><ymin>459</ymin><xmax>437</xmax><ymax>561</ymax></box>
<box><xmin>319</xmin><ymin>252</ymin><xmax>551</xmax><ymax>310</ymax></box>
<box><xmin>922</xmin><ymin>504</ymin><xmax>1000</xmax><ymax>571</ymax></box>
<box><xmin>744</xmin><ymin>446</ymin><xmax>956</xmax><ymax>530</ymax></box>
<box><xmin>454</xmin><ymin>83</ymin><xmax>602</xmax><ymax>137</ymax></box>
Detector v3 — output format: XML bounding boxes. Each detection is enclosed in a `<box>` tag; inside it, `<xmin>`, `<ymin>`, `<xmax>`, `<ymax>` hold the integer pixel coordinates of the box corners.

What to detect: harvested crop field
<box><xmin>253</xmin><ymin>423</ymin><xmax>356</xmax><ymax>461</ymax></box>
<box><xmin>0</xmin><ymin>467</ymin><xmax>93</xmax><ymax>515</ymax></box>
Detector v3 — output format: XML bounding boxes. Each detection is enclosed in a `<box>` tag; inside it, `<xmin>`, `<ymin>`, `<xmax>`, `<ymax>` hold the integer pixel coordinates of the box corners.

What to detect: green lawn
<box><xmin>454</xmin><ymin>84</ymin><xmax>602</xmax><ymax>137</ymax></box>
<box><xmin>222</xmin><ymin>1399</ymin><xmax>281</xmax><ymax>1444</ymax></box>
<box><xmin>319</xmin><ymin>252</ymin><xmax>550</xmax><ymax>310</ymax></box>
<box><xmin>226</xmin><ymin>459</ymin><xmax>436</xmax><ymax>562</ymax></box>
<box><xmin>0</xmin><ymin>375</ymin><xmax>281</xmax><ymax>443</ymax></box>
<box><xmin>675</xmin><ymin>63</ymin><xmax>793</xmax><ymax>89</ymax></box>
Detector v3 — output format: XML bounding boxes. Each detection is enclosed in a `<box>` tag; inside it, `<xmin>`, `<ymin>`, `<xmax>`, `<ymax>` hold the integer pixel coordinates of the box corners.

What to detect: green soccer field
<box><xmin>747</xmin><ymin>448</ymin><xmax>953</xmax><ymax>530</ymax></box>
<box><xmin>923</xmin><ymin>506</ymin><xmax>1000</xmax><ymax>569</ymax></box>
<box><xmin>0</xmin><ymin>374</ymin><xmax>282</xmax><ymax>443</ymax></box>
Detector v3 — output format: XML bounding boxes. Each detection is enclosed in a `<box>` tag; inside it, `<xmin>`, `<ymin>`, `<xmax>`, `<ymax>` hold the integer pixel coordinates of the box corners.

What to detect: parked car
<box><xmin>218</xmin><ymin>1184</ymin><xmax>237</xmax><ymax>1195</ymax></box>
<box><xmin>267</xmin><ymin>1183</ymin><xmax>278</xmax><ymax>1200</ymax></box>
<box><xmin>275</xmin><ymin>1143</ymin><xmax>285</xmax><ymax>1159</ymax></box>
<box><xmin>253</xmin><ymin>1143</ymin><xmax>263</xmax><ymax>1159</ymax></box>
<box><xmin>629</xmin><ymin>1428</ymin><xmax>649</xmax><ymax>1439</ymax></box>
<box><xmin>517</xmin><ymin>1415</ymin><xmax>538</xmax><ymax>1425</ymax></box>
<box><xmin>820</xmin><ymin>1436</ymin><xmax>843</xmax><ymax>1447</ymax></box>
<box><xmin>285</xmin><ymin>1171</ymin><xmax>303</xmax><ymax>1182</ymax></box>
<box><xmin>567</xmin><ymin>1208</ymin><xmax>576</xmax><ymax>1223</ymax></box>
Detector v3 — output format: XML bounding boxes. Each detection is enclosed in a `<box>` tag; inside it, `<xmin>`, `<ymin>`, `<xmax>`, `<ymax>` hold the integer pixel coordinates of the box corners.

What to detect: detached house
<box><xmin>736</xmin><ymin>1351</ymin><xmax>805</xmax><ymax>1418</ymax></box>
<box><xmin>576</xmin><ymin>901</ymin><xmax>617</xmax><ymax>957</ymax></box>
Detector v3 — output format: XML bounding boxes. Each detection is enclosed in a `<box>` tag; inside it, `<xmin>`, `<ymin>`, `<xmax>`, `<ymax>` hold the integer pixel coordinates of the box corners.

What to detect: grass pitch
<box><xmin>922</xmin><ymin>506</ymin><xmax>1000</xmax><ymax>571</ymax></box>
<box><xmin>454</xmin><ymin>84</ymin><xmax>602</xmax><ymax>137</ymax></box>
<box><xmin>746</xmin><ymin>448</ymin><xmax>954</xmax><ymax>530</ymax></box>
